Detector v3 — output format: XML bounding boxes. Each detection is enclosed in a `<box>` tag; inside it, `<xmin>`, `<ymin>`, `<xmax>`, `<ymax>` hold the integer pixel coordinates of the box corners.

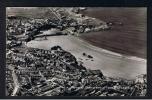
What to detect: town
<box><xmin>6</xmin><ymin>7</ymin><xmax>146</xmax><ymax>96</ymax></box>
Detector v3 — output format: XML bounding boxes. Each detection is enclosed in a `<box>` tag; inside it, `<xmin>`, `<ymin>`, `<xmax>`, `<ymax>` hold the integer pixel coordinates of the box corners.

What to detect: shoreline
<box><xmin>76</xmin><ymin>36</ymin><xmax>146</xmax><ymax>62</ymax></box>
<box><xmin>27</xmin><ymin>35</ymin><xmax>146</xmax><ymax>79</ymax></box>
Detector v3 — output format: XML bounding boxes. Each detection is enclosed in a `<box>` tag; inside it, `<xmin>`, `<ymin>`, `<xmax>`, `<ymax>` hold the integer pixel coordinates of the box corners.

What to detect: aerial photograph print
<box><xmin>6</xmin><ymin>7</ymin><xmax>147</xmax><ymax>96</ymax></box>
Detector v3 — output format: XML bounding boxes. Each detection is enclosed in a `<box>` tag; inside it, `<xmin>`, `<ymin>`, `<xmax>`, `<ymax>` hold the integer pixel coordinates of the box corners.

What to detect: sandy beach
<box><xmin>27</xmin><ymin>35</ymin><xmax>146</xmax><ymax>79</ymax></box>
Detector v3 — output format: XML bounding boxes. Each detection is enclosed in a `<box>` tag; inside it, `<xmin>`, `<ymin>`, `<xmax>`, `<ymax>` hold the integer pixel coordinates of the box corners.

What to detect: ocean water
<box><xmin>80</xmin><ymin>7</ymin><xmax>147</xmax><ymax>58</ymax></box>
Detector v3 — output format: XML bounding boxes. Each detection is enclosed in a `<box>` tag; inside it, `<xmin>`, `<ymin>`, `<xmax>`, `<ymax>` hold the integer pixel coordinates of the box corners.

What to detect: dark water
<box><xmin>80</xmin><ymin>7</ymin><xmax>147</xmax><ymax>58</ymax></box>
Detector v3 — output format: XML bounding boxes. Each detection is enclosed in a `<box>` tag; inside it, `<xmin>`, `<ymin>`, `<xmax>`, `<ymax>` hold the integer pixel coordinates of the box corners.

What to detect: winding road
<box><xmin>8</xmin><ymin>66</ymin><xmax>20</xmax><ymax>96</ymax></box>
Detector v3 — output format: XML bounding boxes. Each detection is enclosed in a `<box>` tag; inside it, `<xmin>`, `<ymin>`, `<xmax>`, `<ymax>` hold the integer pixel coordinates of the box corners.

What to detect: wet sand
<box><xmin>80</xmin><ymin>7</ymin><xmax>146</xmax><ymax>58</ymax></box>
<box><xmin>27</xmin><ymin>36</ymin><xmax>146</xmax><ymax>79</ymax></box>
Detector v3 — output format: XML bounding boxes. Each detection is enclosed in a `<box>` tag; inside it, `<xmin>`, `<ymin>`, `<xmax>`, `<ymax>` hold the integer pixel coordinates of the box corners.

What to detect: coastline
<box><xmin>27</xmin><ymin>35</ymin><xmax>146</xmax><ymax>79</ymax></box>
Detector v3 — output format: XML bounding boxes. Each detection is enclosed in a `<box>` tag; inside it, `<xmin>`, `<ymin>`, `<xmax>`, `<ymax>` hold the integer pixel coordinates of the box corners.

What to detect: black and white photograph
<box><xmin>6</xmin><ymin>7</ymin><xmax>147</xmax><ymax>96</ymax></box>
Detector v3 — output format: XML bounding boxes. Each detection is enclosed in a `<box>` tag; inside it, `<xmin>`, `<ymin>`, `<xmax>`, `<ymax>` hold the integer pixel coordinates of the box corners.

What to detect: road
<box><xmin>8</xmin><ymin>66</ymin><xmax>20</xmax><ymax>96</ymax></box>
